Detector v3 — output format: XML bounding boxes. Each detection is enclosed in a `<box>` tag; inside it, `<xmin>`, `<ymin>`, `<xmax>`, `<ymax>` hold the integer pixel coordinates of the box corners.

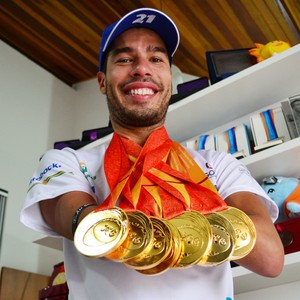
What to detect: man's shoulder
<box><xmin>185</xmin><ymin>147</ymin><xmax>229</xmax><ymax>162</ymax></box>
<box><xmin>39</xmin><ymin>143</ymin><xmax>108</xmax><ymax>164</ymax></box>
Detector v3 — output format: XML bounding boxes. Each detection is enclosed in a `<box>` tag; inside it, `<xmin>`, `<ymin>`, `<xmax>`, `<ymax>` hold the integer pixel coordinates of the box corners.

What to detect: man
<box><xmin>21</xmin><ymin>8</ymin><xmax>284</xmax><ymax>300</ymax></box>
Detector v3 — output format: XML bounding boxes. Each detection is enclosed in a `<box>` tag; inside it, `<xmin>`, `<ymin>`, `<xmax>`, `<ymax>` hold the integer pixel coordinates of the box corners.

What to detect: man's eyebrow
<box><xmin>146</xmin><ymin>45</ymin><xmax>168</xmax><ymax>55</ymax></box>
<box><xmin>110</xmin><ymin>47</ymin><xmax>133</xmax><ymax>58</ymax></box>
<box><xmin>110</xmin><ymin>45</ymin><xmax>168</xmax><ymax>57</ymax></box>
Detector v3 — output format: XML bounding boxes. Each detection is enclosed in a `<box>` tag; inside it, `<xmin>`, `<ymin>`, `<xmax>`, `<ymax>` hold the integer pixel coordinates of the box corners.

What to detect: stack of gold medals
<box><xmin>74</xmin><ymin>206</ymin><xmax>256</xmax><ymax>275</ymax></box>
<box><xmin>74</xmin><ymin>130</ymin><xmax>256</xmax><ymax>275</ymax></box>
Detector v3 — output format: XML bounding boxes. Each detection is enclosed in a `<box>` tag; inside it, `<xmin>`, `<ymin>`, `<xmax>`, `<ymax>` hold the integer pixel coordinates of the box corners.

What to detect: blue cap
<box><xmin>99</xmin><ymin>8</ymin><xmax>180</xmax><ymax>71</ymax></box>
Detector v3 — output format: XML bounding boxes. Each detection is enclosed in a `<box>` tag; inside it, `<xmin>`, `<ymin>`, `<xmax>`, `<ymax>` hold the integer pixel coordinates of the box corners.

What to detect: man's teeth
<box><xmin>129</xmin><ymin>88</ymin><xmax>154</xmax><ymax>95</ymax></box>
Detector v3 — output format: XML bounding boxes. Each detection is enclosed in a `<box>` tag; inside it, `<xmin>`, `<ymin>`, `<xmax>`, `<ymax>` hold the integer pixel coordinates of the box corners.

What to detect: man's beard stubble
<box><xmin>105</xmin><ymin>81</ymin><xmax>172</xmax><ymax>128</ymax></box>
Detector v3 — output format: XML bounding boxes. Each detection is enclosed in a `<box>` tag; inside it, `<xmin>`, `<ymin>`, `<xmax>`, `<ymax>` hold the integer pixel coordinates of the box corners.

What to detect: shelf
<box><xmin>233</xmin><ymin>251</ymin><xmax>300</xmax><ymax>294</ymax></box>
<box><xmin>241</xmin><ymin>137</ymin><xmax>300</xmax><ymax>182</ymax></box>
<box><xmin>34</xmin><ymin>236</ymin><xmax>63</xmax><ymax>251</ymax></box>
<box><xmin>165</xmin><ymin>44</ymin><xmax>300</xmax><ymax>142</ymax></box>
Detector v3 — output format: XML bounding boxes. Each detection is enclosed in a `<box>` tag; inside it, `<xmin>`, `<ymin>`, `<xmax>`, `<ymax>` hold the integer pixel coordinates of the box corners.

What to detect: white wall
<box><xmin>72</xmin><ymin>78</ymin><xmax>109</xmax><ymax>139</ymax></box>
<box><xmin>0</xmin><ymin>41</ymin><xmax>78</xmax><ymax>275</ymax></box>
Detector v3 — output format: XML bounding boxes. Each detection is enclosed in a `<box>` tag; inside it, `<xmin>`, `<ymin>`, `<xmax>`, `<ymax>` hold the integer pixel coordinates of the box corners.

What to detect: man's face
<box><xmin>98</xmin><ymin>28</ymin><xmax>172</xmax><ymax>128</ymax></box>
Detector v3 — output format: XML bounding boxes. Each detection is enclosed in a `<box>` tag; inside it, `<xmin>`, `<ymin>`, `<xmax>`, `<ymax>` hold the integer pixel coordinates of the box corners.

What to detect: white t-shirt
<box><xmin>20</xmin><ymin>144</ymin><xmax>278</xmax><ymax>300</ymax></box>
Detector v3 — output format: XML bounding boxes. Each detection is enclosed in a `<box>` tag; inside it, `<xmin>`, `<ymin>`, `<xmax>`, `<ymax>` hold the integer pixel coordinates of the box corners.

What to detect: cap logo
<box><xmin>99</xmin><ymin>8</ymin><xmax>180</xmax><ymax>70</ymax></box>
<box><xmin>132</xmin><ymin>14</ymin><xmax>157</xmax><ymax>24</ymax></box>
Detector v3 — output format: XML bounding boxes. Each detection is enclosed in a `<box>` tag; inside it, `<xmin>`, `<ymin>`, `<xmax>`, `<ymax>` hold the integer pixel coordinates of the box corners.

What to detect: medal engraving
<box><xmin>218</xmin><ymin>207</ymin><xmax>256</xmax><ymax>260</ymax></box>
<box><xmin>125</xmin><ymin>217</ymin><xmax>172</xmax><ymax>270</ymax></box>
<box><xmin>74</xmin><ymin>207</ymin><xmax>129</xmax><ymax>258</ymax></box>
<box><xmin>106</xmin><ymin>210</ymin><xmax>153</xmax><ymax>262</ymax></box>
<box><xmin>93</xmin><ymin>220</ymin><xmax>120</xmax><ymax>243</ymax></box>
<box><xmin>199</xmin><ymin>213</ymin><xmax>235</xmax><ymax>266</ymax></box>
<box><xmin>170</xmin><ymin>211</ymin><xmax>212</xmax><ymax>268</ymax></box>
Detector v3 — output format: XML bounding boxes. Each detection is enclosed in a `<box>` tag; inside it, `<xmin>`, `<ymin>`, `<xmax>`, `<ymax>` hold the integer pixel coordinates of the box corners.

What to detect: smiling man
<box><xmin>21</xmin><ymin>8</ymin><xmax>284</xmax><ymax>300</ymax></box>
<box><xmin>98</xmin><ymin>28</ymin><xmax>172</xmax><ymax>138</ymax></box>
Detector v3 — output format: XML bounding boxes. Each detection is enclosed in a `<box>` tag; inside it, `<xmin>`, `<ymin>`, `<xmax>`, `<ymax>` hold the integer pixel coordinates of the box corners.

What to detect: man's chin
<box><xmin>118</xmin><ymin>115</ymin><xmax>166</xmax><ymax>128</ymax></box>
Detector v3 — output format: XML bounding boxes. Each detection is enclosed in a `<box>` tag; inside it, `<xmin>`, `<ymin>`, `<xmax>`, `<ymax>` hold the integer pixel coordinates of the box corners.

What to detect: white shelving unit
<box><xmin>233</xmin><ymin>251</ymin><xmax>300</xmax><ymax>294</ymax></box>
<box><xmin>242</xmin><ymin>137</ymin><xmax>300</xmax><ymax>182</ymax></box>
<box><xmin>165</xmin><ymin>44</ymin><xmax>300</xmax><ymax>143</ymax></box>
<box><xmin>35</xmin><ymin>44</ymin><xmax>300</xmax><ymax>293</ymax></box>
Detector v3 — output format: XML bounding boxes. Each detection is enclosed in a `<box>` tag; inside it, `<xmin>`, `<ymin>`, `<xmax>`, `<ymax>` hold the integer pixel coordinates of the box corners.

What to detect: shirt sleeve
<box><xmin>20</xmin><ymin>148</ymin><xmax>96</xmax><ymax>237</ymax></box>
<box><xmin>200</xmin><ymin>150</ymin><xmax>279</xmax><ymax>222</ymax></box>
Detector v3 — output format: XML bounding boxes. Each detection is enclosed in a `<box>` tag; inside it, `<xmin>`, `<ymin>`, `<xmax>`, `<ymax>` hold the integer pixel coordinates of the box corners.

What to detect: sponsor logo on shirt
<box><xmin>238</xmin><ymin>166</ymin><xmax>251</xmax><ymax>177</ymax></box>
<box><xmin>27</xmin><ymin>171</ymin><xmax>73</xmax><ymax>192</ymax></box>
<box><xmin>29</xmin><ymin>163</ymin><xmax>62</xmax><ymax>185</ymax></box>
<box><xmin>80</xmin><ymin>162</ymin><xmax>96</xmax><ymax>193</ymax></box>
<box><xmin>205</xmin><ymin>162</ymin><xmax>216</xmax><ymax>178</ymax></box>
<box><xmin>28</xmin><ymin>163</ymin><xmax>73</xmax><ymax>192</ymax></box>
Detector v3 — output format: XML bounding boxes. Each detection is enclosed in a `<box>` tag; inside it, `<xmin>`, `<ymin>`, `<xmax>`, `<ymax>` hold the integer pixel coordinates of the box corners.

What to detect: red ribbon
<box><xmin>97</xmin><ymin>126</ymin><xmax>227</xmax><ymax>219</ymax></box>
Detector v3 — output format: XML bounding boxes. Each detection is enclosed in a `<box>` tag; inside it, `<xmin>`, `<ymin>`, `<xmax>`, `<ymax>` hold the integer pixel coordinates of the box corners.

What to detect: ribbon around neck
<box><xmin>98</xmin><ymin>126</ymin><xmax>227</xmax><ymax>219</ymax></box>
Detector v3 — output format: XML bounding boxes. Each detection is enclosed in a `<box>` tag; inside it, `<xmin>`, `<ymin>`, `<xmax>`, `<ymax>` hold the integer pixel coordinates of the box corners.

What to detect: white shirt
<box><xmin>20</xmin><ymin>144</ymin><xmax>278</xmax><ymax>300</ymax></box>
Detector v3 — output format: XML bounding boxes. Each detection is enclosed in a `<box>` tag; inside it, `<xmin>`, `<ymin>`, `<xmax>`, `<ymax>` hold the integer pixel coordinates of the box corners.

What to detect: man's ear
<box><xmin>97</xmin><ymin>72</ymin><xmax>106</xmax><ymax>94</ymax></box>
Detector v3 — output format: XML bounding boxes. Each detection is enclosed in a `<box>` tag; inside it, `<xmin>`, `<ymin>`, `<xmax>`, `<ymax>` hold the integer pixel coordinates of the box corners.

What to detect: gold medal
<box><xmin>164</xmin><ymin>220</ymin><xmax>184</xmax><ymax>268</ymax></box>
<box><xmin>218</xmin><ymin>207</ymin><xmax>256</xmax><ymax>260</ymax></box>
<box><xmin>74</xmin><ymin>207</ymin><xmax>129</xmax><ymax>258</ymax></box>
<box><xmin>124</xmin><ymin>217</ymin><xmax>172</xmax><ymax>270</ymax></box>
<box><xmin>200</xmin><ymin>213</ymin><xmax>235</xmax><ymax>266</ymax></box>
<box><xmin>169</xmin><ymin>211</ymin><xmax>212</xmax><ymax>268</ymax></box>
<box><xmin>137</xmin><ymin>220</ymin><xmax>183</xmax><ymax>275</ymax></box>
<box><xmin>106</xmin><ymin>210</ymin><xmax>153</xmax><ymax>262</ymax></box>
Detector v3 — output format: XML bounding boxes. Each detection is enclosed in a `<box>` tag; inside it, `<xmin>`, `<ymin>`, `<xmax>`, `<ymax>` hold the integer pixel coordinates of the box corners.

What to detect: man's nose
<box><xmin>130</xmin><ymin>58</ymin><xmax>152</xmax><ymax>77</ymax></box>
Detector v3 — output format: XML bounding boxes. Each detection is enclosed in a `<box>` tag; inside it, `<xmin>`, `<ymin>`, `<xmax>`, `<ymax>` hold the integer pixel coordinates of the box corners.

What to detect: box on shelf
<box><xmin>170</xmin><ymin>77</ymin><xmax>210</xmax><ymax>105</ymax></box>
<box><xmin>81</xmin><ymin>126</ymin><xmax>114</xmax><ymax>142</ymax></box>
<box><xmin>250</xmin><ymin>107</ymin><xmax>291</xmax><ymax>152</ymax></box>
<box><xmin>39</xmin><ymin>262</ymin><xmax>68</xmax><ymax>300</ymax></box>
<box><xmin>281</xmin><ymin>94</ymin><xmax>300</xmax><ymax>139</ymax></box>
<box><xmin>177</xmin><ymin>77</ymin><xmax>209</xmax><ymax>94</ymax></box>
<box><xmin>215</xmin><ymin>124</ymin><xmax>252</xmax><ymax>159</ymax></box>
<box><xmin>54</xmin><ymin>139</ymin><xmax>83</xmax><ymax>150</ymax></box>
<box><xmin>54</xmin><ymin>126</ymin><xmax>114</xmax><ymax>150</ymax></box>
<box><xmin>275</xmin><ymin>217</ymin><xmax>300</xmax><ymax>255</ymax></box>
<box><xmin>184</xmin><ymin>134</ymin><xmax>215</xmax><ymax>151</ymax></box>
<box><xmin>197</xmin><ymin>134</ymin><xmax>215</xmax><ymax>150</ymax></box>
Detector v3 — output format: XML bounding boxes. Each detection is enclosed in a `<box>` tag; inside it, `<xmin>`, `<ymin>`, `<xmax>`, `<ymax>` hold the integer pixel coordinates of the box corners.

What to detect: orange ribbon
<box><xmin>98</xmin><ymin>126</ymin><xmax>227</xmax><ymax>219</ymax></box>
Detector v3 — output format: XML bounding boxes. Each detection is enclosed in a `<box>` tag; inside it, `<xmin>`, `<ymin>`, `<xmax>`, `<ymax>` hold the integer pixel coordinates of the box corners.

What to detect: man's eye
<box><xmin>117</xmin><ymin>58</ymin><xmax>131</xmax><ymax>63</ymax></box>
<box><xmin>151</xmin><ymin>57</ymin><xmax>163</xmax><ymax>63</ymax></box>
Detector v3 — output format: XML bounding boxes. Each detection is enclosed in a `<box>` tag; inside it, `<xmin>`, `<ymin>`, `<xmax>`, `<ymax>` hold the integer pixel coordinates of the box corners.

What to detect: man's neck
<box><xmin>112</xmin><ymin>122</ymin><xmax>165</xmax><ymax>146</ymax></box>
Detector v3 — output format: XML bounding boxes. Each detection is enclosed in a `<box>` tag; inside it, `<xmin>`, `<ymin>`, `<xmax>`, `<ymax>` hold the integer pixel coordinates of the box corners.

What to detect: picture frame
<box><xmin>206</xmin><ymin>48</ymin><xmax>257</xmax><ymax>84</ymax></box>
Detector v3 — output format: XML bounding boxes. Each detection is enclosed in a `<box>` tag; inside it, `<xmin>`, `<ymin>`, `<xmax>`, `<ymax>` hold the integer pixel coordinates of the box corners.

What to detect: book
<box><xmin>215</xmin><ymin>124</ymin><xmax>252</xmax><ymax>158</ymax></box>
<box><xmin>250</xmin><ymin>107</ymin><xmax>291</xmax><ymax>151</ymax></box>
<box><xmin>184</xmin><ymin>134</ymin><xmax>215</xmax><ymax>151</ymax></box>
<box><xmin>252</xmin><ymin>137</ymin><xmax>284</xmax><ymax>152</ymax></box>
<box><xmin>195</xmin><ymin>134</ymin><xmax>215</xmax><ymax>151</ymax></box>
